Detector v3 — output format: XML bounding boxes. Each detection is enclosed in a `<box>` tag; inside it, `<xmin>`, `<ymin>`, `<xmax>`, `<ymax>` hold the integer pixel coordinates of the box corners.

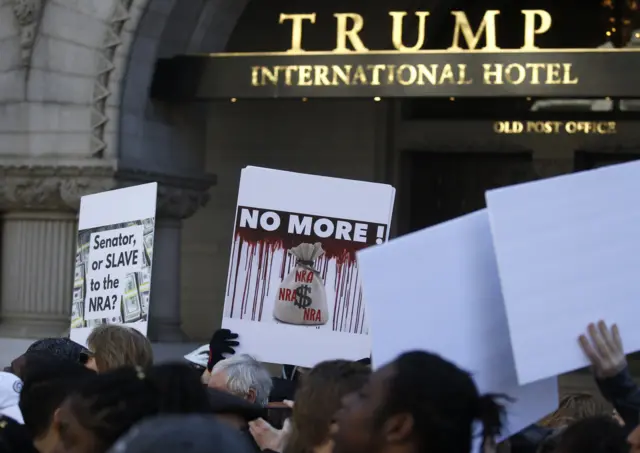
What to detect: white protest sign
<box><xmin>222</xmin><ymin>166</ymin><xmax>395</xmax><ymax>367</ymax></box>
<box><xmin>85</xmin><ymin>225</ymin><xmax>145</xmax><ymax>320</ymax></box>
<box><xmin>358</xmin><ymin>210</ymin><xmax>558</xmax><ymax>442</ymax></box>
<box><xmin>70</xmin><ymin>183</ymin><xmax>157</xmax><ymax>346</ymax></box>
<box><xmin>486</xmin><ymin>160</ymin><xmax>640</xmax><ymax>385</ymax></box>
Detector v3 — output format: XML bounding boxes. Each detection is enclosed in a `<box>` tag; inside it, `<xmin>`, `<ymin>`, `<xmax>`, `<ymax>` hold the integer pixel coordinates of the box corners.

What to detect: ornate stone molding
<box><xmin>116</xmin><ymin>168</ymin><xmax>217</xmax><ymax>219</ymax></box>
<box><xmin>0</xmin><ymin>162</ymin><xmax>216</xmax><ymax>218</ymax></box>
<box><xmin>91</xmin><ymin>0</ymin><xmax>136</xmax><ymax>157</ymax></box>
<box><xmin>0</xmin><ymin>163</ymin><xmax>116</xmax><ymax>211</ymax></box>
<box><xmin>10</xmin><ymin>0</ymin><xmax>45</xmax><ymax>67</ymax></box>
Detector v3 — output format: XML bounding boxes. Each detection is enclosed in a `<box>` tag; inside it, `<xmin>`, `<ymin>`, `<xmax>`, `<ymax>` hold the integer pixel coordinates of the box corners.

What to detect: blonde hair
<box><xmin>87</xmin><ymin>325</ymin><xmax>153</xmax><ymax>372</ymax></box>
<box><xmin>538</xmin><ymin>392</ymin><xmax>611</xmax><ymax>429</ymax></box>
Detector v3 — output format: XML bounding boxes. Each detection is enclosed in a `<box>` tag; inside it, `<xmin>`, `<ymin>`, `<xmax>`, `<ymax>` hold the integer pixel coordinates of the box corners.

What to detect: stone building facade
<box><xmin>1</xmin><ymin>1</ymin><xmax>640</xmax><ymax>402</ymax></box>
<box><xmin>0</xmin><ymin>0</ymin><xmax>250</xmax><ymax>342</ymax></box>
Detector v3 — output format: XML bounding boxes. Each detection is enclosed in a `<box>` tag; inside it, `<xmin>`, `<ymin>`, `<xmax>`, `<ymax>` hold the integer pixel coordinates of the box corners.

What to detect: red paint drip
<box><xmin>228</xmin><ymin>228</ymin><xmax>370</xmax><ymax>333</ymax></box>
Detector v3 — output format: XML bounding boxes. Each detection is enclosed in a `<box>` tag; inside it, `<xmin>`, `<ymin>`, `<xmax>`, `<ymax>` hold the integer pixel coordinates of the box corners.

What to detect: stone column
<box><xmin>0</xmin><ymin>164</ymin><xmax>115</xmax><ymax>338</ymax></box>
<box><xmin>146</xmin><ymin>217</ymin><xmax>184</xmax><ymax>342</ymax></box>
<box><xmin>117</xmin><ymin>171</ymin><xmax>215</xmax><ymax>342</ymax></box>
<box><xmin>0</xmin><ymin>212</ymin><xmax>76</xmax><ymax>337</ymax></box>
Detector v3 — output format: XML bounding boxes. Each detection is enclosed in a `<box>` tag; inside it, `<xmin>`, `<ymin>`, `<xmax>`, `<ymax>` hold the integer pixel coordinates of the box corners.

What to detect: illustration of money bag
<box><xmin>274</xmin><ymin>242</ymin><xmax>329</xmax><ymax>326</ymax></box>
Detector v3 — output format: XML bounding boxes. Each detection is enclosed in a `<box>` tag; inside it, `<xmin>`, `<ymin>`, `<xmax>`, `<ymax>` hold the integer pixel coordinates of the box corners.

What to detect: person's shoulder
<box><xmin>0</xmin><ymin>415</ymin><xmax>39</xmax><ymax>453</ymax></box>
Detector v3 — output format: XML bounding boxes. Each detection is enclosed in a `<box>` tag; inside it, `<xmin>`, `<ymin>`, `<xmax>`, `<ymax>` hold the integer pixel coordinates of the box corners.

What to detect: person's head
<box><xmin>333</xmin><ymin>351</ymin><xmax>505</xmax><ymax>453</ymax></box>
<box><xmin>26</xmin><ymin>339</ymin><xmax>89</xmax><ymax>365</ymax></box>
<box><xmin>105</xmin><ymin>415</ymin><xmax>257</xmax><ymax>453</ymax></box>
<box><xmin>147</xmin><ymin>363</ymin><xmax>212</xmax><ymax>414</ymax></box>
<box><xmin>4</xmin><ymin>350</ymin><xmax>56</xmax><ymax>380</ymax></box>
<box><xmin>287</xmin><ymin>360</ymin><xmax>370</xmax><ymax>453</ymax></box>
<box><xmin>555</xmin><ymin>415</ymin><xmax>627</xmax><ymax>453</ymax></box>
<box><xmin>18</xmin><ymin>355</ymin><xmax>95</xmax><ymax>453</ymax></box>
<box><xmin>209</xmin><ymin>355</ymin><xmax>272</xmax><ymax>406</ymax></box>
<box><xmin>85</xmin><ymin>325</ymin><xmax>153</xmax><ymax>372</ymax></box>
<box><xmin>0</xmin><ymin>415</ymin><xmax>38</xmax><ymax>453</ymax></box>
<box><xmin>53</xmin><ymin>364</ymin><xmax>213</xmax><ymax>453</ymax></box>
<box><xmin>538</xmin><ymin>393</ymin><xmax>612</xmax><ymax>429</ymax></box>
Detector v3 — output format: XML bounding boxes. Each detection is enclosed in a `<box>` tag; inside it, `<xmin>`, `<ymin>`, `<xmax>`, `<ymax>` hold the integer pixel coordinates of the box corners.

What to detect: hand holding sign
<box><xmin>579</xmin><ymin>321</ymin><xmax>627</xmax><ymax>379</ymax></box>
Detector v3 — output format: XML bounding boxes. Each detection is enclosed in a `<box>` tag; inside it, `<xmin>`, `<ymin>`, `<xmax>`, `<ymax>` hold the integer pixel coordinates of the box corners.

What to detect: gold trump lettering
<box><xmin>494</xmin><ymin>121</ymin><xmax>617</xmax><ymax>134</ymax></box>
<box><xmin>250</xmin><ymin>63</ymin><xmax>579</xmax><ymax>87</ymax></box>
<box><xmin>278</xmin><ymin>9</ymin><xmax>552</xmax><ymax>53</ymax></box>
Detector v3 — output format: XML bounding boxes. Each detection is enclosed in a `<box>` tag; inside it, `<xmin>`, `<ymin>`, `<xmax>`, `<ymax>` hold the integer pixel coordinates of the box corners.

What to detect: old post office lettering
<box><xmin>494</xmin><ymin>121</ymin><xmax>617</xmax><ymax>135</ymax></box>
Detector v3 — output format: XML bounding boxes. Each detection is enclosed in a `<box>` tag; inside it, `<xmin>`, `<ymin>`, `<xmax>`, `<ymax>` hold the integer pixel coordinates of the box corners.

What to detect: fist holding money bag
<box><xmin>274</xmin><ymin>242</ymin><xmax>329</xmax><ymax>326</ymax></box>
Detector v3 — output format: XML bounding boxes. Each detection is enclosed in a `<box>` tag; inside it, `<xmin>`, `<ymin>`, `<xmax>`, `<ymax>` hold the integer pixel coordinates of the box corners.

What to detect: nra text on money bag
<box><xmin>85</xmin><ymin>225</ymin><xmax>145</xmax><ymax>320</ymax></box>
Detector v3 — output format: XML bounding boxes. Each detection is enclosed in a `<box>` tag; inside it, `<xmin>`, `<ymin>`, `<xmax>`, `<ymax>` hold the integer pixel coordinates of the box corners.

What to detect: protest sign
<box><xmin>223</xmin><ymin>167</ymin><xmax>395</xmax><ymax>367</ymax></box>
<box><xmin>358</xmin><ymin>210</ymin><xmax>558</xmax><ymax>444</ymax></box>
<box><xmin>70</xmin><ymin>183</ymin><xmax>157</xmax><ymax>346</ymax></box>
<box><xmin>486</xmin><ymin>159</ymin><xmax>640</xmax><ymax>385</ymax></box>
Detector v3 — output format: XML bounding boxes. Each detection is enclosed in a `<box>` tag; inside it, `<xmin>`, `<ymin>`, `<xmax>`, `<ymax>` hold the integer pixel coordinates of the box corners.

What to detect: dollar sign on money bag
<box><xmin>274</xmin><ymin>242</ymin><xmax>329</xmax><ymax>326</ymax></box>
<box><xmin>294</xmin><ymin>285</ymin><xmax>312</xmax><ymax>309</ymax></box>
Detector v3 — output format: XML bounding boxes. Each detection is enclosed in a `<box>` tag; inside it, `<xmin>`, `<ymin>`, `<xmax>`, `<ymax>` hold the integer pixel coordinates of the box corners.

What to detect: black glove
<box><xmin>207</xmin><ymin>329</ymin><xmax>239</xmax><ymax>371</ymax></box>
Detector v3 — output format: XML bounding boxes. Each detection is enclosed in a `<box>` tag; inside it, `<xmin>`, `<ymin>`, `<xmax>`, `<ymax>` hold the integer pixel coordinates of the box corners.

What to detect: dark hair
<box><xmin>287</xmin><ymin>360</ymin><xmax>370</xmax><ymax>453</ymax></box>
<box><xmin>19</xmin><ymin>355</ymin><xmax>95</xmax><ymax>439</ymax></box>
<box><xmin>26</xmin><ymin>338</ymin><xmax>88</xmax><ymax>364</ymax></box>
<box><xmin>0</xmin><ymin>415</ymin><xmax>38</xmax><ymax>453</ymax></box>
<box><xmin>148</xmin><ymin>363</ymin><xmax>212</xmax><ymax>413</ymax></box>
<box><xmin>554</xmin><ymin>415</ymin><xmax>627</xmax><ymax>453</ymax></box>
<box><xmin>66</xmin><ymin>363</ymin><xmax>212</xmax><ymax>451</ymax></box>
<box><xmin>379</xmin><ymin>351</ymin><xmax>506</xmax><ymax>453</ymax></box>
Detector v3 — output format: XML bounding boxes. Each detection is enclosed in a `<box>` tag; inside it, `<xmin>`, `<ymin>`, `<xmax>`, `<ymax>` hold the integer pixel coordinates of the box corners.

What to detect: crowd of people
<box><xmin>0</xmin><ymin>320</ymin><xmax>638</xmax><ymax>453</ymax></box>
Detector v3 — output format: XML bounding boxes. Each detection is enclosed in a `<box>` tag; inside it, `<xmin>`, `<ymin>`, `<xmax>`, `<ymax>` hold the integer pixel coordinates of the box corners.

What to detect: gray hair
<box><xmin>212</xmin><ymin>354</ymin><xmax>273</xmax><ymax>406</ymax></box>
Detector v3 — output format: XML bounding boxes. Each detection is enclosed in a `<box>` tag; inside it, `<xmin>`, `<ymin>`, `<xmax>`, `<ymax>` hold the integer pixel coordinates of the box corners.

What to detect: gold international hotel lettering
<box><xmin>247</xmin><ymin>10</ymin><xmax>580</xmax><ymax>88</ymax></box>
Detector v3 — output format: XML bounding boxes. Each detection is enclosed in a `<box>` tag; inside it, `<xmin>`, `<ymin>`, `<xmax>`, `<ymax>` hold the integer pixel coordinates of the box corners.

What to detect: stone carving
<box><xmin>116</xmin><ymin>168</ymin><xmax>216</xmax><ymax>219</ymax></box>
<box><xmin>155</xmin><ymin>185</ymin><xmax>211</xmax><ymax>219</ymax></box>
<box><xmin>0</xmin><ymin>163</ymin><xmax>216</xmax><ymax>219</ymax></box>
<box><xmin>0</xmin><ymin>164</ymin><xmax>116</xmax><ymax>211</ymax></box>
<box><xmin>10</xmin><ymin>0</ymin><xmax>45</xmax><ymax>67</ymax></box>
<box><xmin>91</xmin><ymin>0</ymin><xmax>136</xmax><ymax>157</ymax></box>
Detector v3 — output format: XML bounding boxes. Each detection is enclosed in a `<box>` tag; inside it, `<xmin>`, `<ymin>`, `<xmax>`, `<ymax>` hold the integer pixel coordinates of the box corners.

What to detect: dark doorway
<box><xmin>574</xmin><ymin>151</ymin><xmax>640</xmax><ymax>171</ymax></box>
<box><xmin>401</xmin><ymin>151</ymin><xmax>535</xmax><ymax>234</ymax></box>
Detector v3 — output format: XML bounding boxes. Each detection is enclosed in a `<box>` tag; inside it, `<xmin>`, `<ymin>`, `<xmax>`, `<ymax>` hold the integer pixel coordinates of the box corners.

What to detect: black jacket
<box><xmin>596</xmin><ymin>366</ymin><xmax>640</xmax><ymax>435</ymax></box>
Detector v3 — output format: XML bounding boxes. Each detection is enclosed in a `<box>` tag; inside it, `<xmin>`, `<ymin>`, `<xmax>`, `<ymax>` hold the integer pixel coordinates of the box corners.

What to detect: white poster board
<box><xmin>70</xmin><ymin>183</ymin><xmax>157</xmax><ymax>346</ymax></box>
<box><xmin>222</xmin><ymin>167</ymin><xmax>395</xmax><ymax>367</ymax></box>
<box><xmin>486</xmin><ymin>160</ymin><xmax>640</xmax><ymax>385</ymax></box>
<box><xmin>358</xmin><ymin>210</ymin><xmax>558</xmax><ymax>442</ymax></box>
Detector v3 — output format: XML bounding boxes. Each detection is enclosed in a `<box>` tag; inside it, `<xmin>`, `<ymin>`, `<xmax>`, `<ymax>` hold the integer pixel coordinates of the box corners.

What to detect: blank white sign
<box><xmin>358</xmin><ymin>210</ymin><xmax>557</xmax><ymax>441</ymax></box>
<box><xmin>486</xmin><ymin>160</ymin><xmax>640</xmax><ymax>385</ymax></box>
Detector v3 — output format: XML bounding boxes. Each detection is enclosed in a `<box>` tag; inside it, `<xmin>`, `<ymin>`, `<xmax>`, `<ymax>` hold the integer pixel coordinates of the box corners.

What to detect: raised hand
<box><xmin>207</xmin><ymin>328</ymin><xmax>240</xmax><ymax>371</ymax></box>
<box><xmin>578</xmin><ymin>321</ymin><xmax>626</xmax><ymax>379</ymax></box>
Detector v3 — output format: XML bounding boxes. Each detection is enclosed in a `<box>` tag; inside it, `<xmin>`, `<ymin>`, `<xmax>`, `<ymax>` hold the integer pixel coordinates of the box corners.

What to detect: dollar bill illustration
<box><xmin>143</xmin><ymin>233</ymin><xmax>153</xmax><ymax>264</ymax></box>
<box><xmin>122</xmin><ymin>273</ymin><xmax>142</xmax><ymax>323</ymax></box>
<box><xmin>138</xmin><ymin>268</ymin><xmax>151</xmax><ymax>316</ymax></box>
<box><xmin>71</xmin><ymin>301</ymin><xmax>84</xmax><ymax>328</ymax></box>
<box><xmin>86</xmin><ymin>318</ymin><xmax>103</xmax><ymax>328</ymax></box>
<box><xmin>142</xmin><ymin>218</ymin><xmax>154</xmax><ymax>235</ymax></box>
<box><xmin>74</xmin><ymin>263</ymin><xmax>85</xmax><ymax>287</ymax></box>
